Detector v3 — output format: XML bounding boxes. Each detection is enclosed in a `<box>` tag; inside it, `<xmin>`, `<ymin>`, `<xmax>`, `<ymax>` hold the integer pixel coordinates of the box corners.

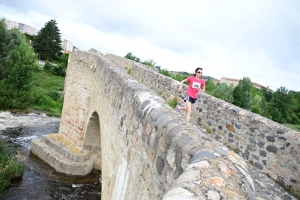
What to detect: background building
<box><xmin>61</xmin><ymin>39</ymin><xmax>73</xmax><ymax>53</ymax></box>
<box><xmin>219</xmin><ymin>77</ymin><xmax>273</xmax><ymax>91</ymax></box>
<box><xmin>4</xmin><ymin>19</ymin><xmax>36</xmax><ymax>35</ymax></box>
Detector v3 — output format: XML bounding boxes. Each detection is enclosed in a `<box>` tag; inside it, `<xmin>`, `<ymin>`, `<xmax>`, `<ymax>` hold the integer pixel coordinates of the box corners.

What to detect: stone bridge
<box><xmin>31</xmin><ymin>49</ymin><xmax>300</xmax><ymax>199</ymax></box>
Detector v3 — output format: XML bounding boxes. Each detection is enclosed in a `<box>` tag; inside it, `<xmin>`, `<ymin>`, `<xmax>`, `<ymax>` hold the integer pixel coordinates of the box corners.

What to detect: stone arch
<box><xmin>83</xmin><ymin>111</ymin><xmax>102</xmax><ymax>170</ymax></box>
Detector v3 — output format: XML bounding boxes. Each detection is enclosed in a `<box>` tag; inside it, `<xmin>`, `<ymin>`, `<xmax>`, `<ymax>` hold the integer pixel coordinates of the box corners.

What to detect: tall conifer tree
<box><xmin>33</xmin><ymin>19</ymin><xmax>62</xmax><ymax>61</ymax></box>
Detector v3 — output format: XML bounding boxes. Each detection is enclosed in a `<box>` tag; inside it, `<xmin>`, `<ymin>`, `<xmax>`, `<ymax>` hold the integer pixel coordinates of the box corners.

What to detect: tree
<box><xmin>125</xmin><ymin>52</ymin><xmax>141</xmax><ymax>62</ymax></box>
<box><xmin>251</xmin><ymin>94</ymin><xmax>262</xmax><ymax>114</ymax></box>
<box><xmin>33</xmin><ymin>19</ymin><xmax>62</xmax><ymax>61</ymax></box>
<box><xmin>268</xmin><ymin>86</ymin><xmax>294</xmax><ymax>123</ymax></box>
<box><xmin>233</xmin><ymin>77</ymin><xmax>252</xmax><ymax>110</ymax></box>
<box><xmin>160</xmin><ymin>68</ymin><xmax>171</xmax><ymax>77</ymax></box>
<box><xmin>24</xmin><ymin>33</ymin><xmax>35</xmax><ymax>44</ymax></box>
<box><xmin>233</xmin><ymin>84</ymin><xmax>243</xmax><ymax>107</ymax></box>
<box><xmin>261</xmin><ymin>88</ymin><xmax>273</xmax><ymax>102</ymax></box>
<box><xmin>210</xmin><ymin>83</ymin><xmax>234</xmax><ymax>103</ymax></box>
<box><xmin>170</xmin><ymin>73</ymin><xmax>189</xmax><ymax>82</ymax></box>
<box><xmin>0</xmin><ymin>19</ymin><xmax>23</xmax><ymax>80</ymax></box>
<box><xmin>0</xmin><ymin>39</ymin><xmax>38</xmax><ymax>109</ymax></box>
<box><xmin>43</xmin><ymin>53</ymin><xmax>69</xmax><ymax>77</ymax></box>
<box><xmin>291</xmin><ymin>91</ymin><xmax>300</xmax><ymax>122</ymax></box>
<box><xmin>205</xmin><ymin>79</ymin><xmax>216</xmax><ymax>94</ymax></box>
<box><xmin>142</xmin><ymin>59</ymin><xmax>156</xmax><ymax>67</ymax></box>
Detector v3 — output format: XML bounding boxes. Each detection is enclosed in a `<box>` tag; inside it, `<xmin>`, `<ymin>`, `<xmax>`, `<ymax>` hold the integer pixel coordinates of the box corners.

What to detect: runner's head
<box><xmin>193</xmin><ymin>68</ymin><xmax>203</xmax><ymax>76</ymax></box>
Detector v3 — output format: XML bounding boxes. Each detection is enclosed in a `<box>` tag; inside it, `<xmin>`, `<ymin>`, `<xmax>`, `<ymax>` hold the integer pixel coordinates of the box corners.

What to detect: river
<box><xmin>0</xmin><ymin>111</ymin><xmax>101</xmax><ymax>200</ymax></box>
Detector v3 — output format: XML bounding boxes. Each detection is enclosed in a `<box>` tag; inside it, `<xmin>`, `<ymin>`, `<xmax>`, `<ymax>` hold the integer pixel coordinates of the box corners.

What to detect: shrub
<box><xmin>167</xmin><ymin>98</ymin><xmax>178</xmax><ymax>109</ymax></box>
<box><xmin>43</xmin><ymin>61</ymin><xmax>54</xmax><ymax>73</ymax></box>
<box><xmin>34</xmin><ymin>94</ymin><xmax>47</xmax><ymax>105</ymax></box>
<box><xmin>47</xmin><ymin>91</ymin><xmax>60</xmax><ymax>101</ymax></box>
<box><xmin>0</xmin><ymin>133</ymin><xmax>24</xmax><ymax>195</ymax></box>
<box><xmin>53</xmin><ymin>64</ymin><xmax>66</xmax><ymax>77</ymax></box>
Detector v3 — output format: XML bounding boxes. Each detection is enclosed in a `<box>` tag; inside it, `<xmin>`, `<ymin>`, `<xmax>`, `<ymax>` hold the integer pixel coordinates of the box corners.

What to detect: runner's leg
<box><xmin>186</xmin><ymin>101</ymin><xmax>192</xmax><ymax>122</ymax></box>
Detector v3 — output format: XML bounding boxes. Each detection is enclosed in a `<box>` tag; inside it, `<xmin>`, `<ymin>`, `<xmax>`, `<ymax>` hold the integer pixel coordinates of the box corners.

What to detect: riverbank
<box><xmin>0</xmin><ymin>112</ymin><xmax>101</xmax><ymax>199</ymax></box>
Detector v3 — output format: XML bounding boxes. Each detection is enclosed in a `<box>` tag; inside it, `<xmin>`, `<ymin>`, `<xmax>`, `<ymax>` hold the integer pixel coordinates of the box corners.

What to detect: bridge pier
<box><xmin>31</xmin><ymin>133</ymin><xmax>94</xmax><ymax>176</ymax></box>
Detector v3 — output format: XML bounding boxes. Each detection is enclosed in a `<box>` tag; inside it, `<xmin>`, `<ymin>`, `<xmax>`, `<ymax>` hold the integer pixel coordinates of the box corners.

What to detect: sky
<box><xmin>0</xmin><ymin>0</ymin><xmax>299</xmax><ymax>92</ymax></box>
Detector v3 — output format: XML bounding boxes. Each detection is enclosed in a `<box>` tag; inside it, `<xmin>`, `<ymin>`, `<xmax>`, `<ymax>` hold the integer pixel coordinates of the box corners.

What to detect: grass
<box><xmin>0</xmin><ymin>133</ymin><xmax>24</xmax><ymax>196</ymax></box>
<box><xmin>29</xmin><ymin>68</ymin><xmax>65</xmax><ymax>116</ymax></box>
<box><xmin>205</xmin><ymin>125</ymin><xmax>212</xmax><ymax>133</ymax></box>
<box><xmin>167</xmin><ymin>98</ymin><xmax>178</xmax><ymax>109</ymax></box>
<box><xmin>283</xmin><ymin>123</ymin><xmax>300</xmax><ymax>132</ymax></box>
<box><xmin>231</xmin><ymin>146</ymin><xmax>240</xmax><ymax>154</ymax></box>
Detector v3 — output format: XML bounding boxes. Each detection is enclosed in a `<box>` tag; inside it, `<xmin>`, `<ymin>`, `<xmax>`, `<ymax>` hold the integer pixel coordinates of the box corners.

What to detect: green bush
<box><xmin>0</xmin><ymin>134</ymin><xmax>24</xmax><ymax>195</ymax></box>
<box><xmin>167</xmin><ymin>98</ymin><xmax>178</xmax><ymax>109</ymax></box>
<box><xmin>43</xmin><ymin>61</ymin><xmax>55</xmax><ymax>73</ymax></box>
<box><xmin>44</xmin><ymin>60</ymin><xmax>66</xmax><ymax>77</ymax></box>
<box><xmin>0</xmin><ymin>81</ymin><xmax>34</xmax><ymax>109</ymax></box>
<box><xmin>53</xmin><ymin>64</ymin><xmax>66</xmax><ymax>77</ymax></box>
<box><xmin>47</xmin><ymin>91</ymin><xmax>60</xmax><ymax>101</ymax></box>
<box><xmin>45</xmin><ymin>98</ymin><xmax>57</xmax><ymax>108</ymax></box>
<box><xmin>34</xmin><ymin>94</ymin><xmax>47</xmax><ymax>105</ymax></box>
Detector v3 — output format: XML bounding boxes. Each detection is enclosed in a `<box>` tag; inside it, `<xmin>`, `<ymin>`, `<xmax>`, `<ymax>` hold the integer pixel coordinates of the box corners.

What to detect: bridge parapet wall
<box><xmin>105</xmin><ymin>53</ymin><xmax>300</xmax><ymax>192</ymax></box>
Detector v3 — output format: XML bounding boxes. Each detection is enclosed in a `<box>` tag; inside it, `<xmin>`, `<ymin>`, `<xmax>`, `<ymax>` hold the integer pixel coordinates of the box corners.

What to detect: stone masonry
<box><xmin>106</xmin><ymin>53</ymin><xmax>300</xmax><ymax>198</ymax></box>
<box><xmin>30</xmin><ymin>50</ymin><xmax>299</xmax><ymax>199</ymax></box>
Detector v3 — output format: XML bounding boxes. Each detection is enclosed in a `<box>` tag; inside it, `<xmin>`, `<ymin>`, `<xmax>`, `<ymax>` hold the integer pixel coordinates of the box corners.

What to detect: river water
<box><xmin>0</xmin><ymin>111</ymin><xmax>101</xmax><ymax>200</ymax></box>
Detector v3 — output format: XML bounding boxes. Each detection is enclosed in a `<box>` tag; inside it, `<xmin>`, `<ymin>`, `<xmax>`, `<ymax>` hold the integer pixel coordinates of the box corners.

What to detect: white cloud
<box><xmin>0</xmin><ymin>0</ymin><xmax>299</xmax><ymax>91</ymax></box>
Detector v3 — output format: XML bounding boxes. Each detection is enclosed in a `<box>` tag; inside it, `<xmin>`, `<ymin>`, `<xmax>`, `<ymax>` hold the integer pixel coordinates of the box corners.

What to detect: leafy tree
<box><xmin>160</xmin><ymin>68</ymin><xmax>171</xmax><ymax>77</ymax></box>
<box><xmin>268</xmin><ymin>86</ymin><xmax>294</xmax><ymax>123</ymax></box>
<box><xmin>142</xmin><ymin>59</ymin><xmax>156</xmax><ymax>67</ymax></box>
<box><xmin>233</xmin><ymin>84</ymin><xmax>243</xmax><ymax>107</ymax></box>
<box><xmin>24</xmin><ymin>33</ymin><xmax>35</xmax><ymax>44</ymax></box>
<box><xmin>251</xmin><ymin>94</ymin><xmax>262</xmax><ymax>114</ymax></box>
<box><xmin>233</xmin><ymin>77</ymin><xmax>252</xmax><ymax>109</ymax></box>
<box><xmin>125</xmin><ymin>52</ymin><xmax>141</xmax><ymax>62</ymax></box>
<box><xmin>170</xmin><ymin>73</ymin><xmax>189</xmax><ymax>82</ymax></box>
<box><xmin>33</xmin><ymin>19</ymin><xmax>62</xmax><ymax>61</ymax></box>
<box><xmin>210</xmin><ymin>83</ymin><xmax>234</xmax><ymax>103</ymax></box>
<box><xmin>268</xmin><ymin>107</ymin><xmax>283</xmax><ymax>123</ymax></box>
<box><xmin>0</xmin><ymin>39</ymin><xmax>38</xmax><ymax>109</ymax></box>
<box><xmin>44</xmin><ymin>57</ymin><xmax>67</xmax><ymax>77</ymax></box>
<box><xmin>205</xmin><ymin>79</ymin><xmax>216</xmax><ymax>93</ymax></box>
<box><xmin>261</xmin><ymin>88</ymin><xmax>273</xmax><ymax>102</ymax></box>
<box><xmin>59</xmin><ymin>53</ymin><xmax>69</xmax><ymax>67</ymax></box>
<box><xmin>0</xmin><ymin>19</ymin><xmax>23</xmax><ymax>80</ymax></box>
<box><xmin>291</xmin><ymin>91</ymin><xmax>300</xmax><ymax>121</ymax></box>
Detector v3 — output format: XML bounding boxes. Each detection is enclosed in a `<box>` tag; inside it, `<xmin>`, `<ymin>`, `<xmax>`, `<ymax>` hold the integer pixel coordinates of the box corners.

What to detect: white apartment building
<box><xmin>4</xmin><ymin>19</ymin><xmax>36</xmax><ymax>35</ymax></box>
<box><xmin>18</xmin><ymin>23</ymin><xmax>36</xmax><ymax>35</ymax></box>
<box><xmin>61</xmin><ymin>39</ymin><xmax>73</xmax><ymax>52</ymax></box>
<box><xmin>4</xmin><ymin>19</ymin><xmax>19</xmax><ymax>29</ymax></box>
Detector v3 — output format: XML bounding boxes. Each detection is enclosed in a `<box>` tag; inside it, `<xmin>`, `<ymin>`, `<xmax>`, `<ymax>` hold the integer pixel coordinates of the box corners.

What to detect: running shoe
<box><xmin>175</xmin><ymin>105</ymin><xmax>180</xmax><ymax>112</ymax></box>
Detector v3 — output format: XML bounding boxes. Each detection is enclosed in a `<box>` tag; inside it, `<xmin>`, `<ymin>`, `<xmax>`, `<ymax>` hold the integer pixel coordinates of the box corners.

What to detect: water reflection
<box><xmin>0</xmin><ymin>112</ymin><xmax>101</xmax><ymax>200</ymax></box>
